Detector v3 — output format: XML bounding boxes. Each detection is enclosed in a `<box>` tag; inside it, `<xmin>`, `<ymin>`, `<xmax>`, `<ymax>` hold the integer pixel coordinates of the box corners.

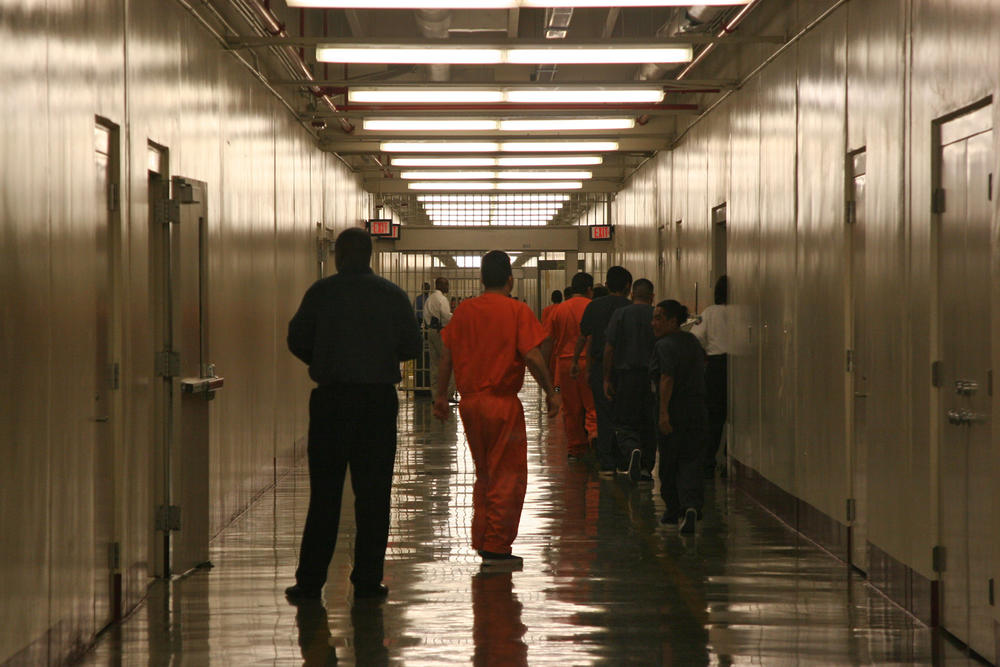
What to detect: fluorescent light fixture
<box><xmin>391</xmin><ymin>158</ymin><xmax>497</xmax><ymax>167</ymax></box>
<box><xmin>501</xmin><ymin>141</ymin><xmax>618</xmax><ymax>152</ymax></box>
<box><xmin>293</xmin><ymin>0</ymin><xmax>748</xmax><ymax>9</ymax></box>
<box><xmin>417</xmin><ymin>194</ymin><xmax>570</xmax><ymax>202</ymax></box>
<box><xmin>505</xmin><ymin>89</ymin><xmax>664</xmax><ymax>104</ymax></box>
<box><xmin>317</xmin><ymin>46</ymin><xmax>503</xmax><ymax>64</ymax></box>
<box><xmin>498</xmin><ymin>156</ymin><xmax>602</xmax><ymax>166</ymax></box>
<box><xmin>364</xmin><ymin>119</ymin><xmax>499</xmax><ymax>131</ymax></box>
<box><xmin>505</xmin><ymin>46</ymin><xmax>691</xmax><ymax>65</ymax></box>
<box><xmin>382</xmin><ymin>141</ymin><xmax>617</xmax><ymax>153</ymax></box>
<box><xmin>318</xmin><ymin>44</ymin><xmax>691</xmax><ymax>65</ymax></box>
<box><xmin>498</xmin><ymin>118</ymin><xmax>634</xmax><ymax>132</ymax></box>
<box><xmin>350</xmin><ymin>87</ymin><xmax>664</xmax><ymax>105</ymax></box>
<box><xmin>496</xmin><ymin>170</ymin><xmax>592</xmax><ymax>180</ymax></box>
<box><xmin>423</xmin><ymin>203</ymin><xmax>564</xmax><ymax>211</ymax></box>
<box><xmin>381</xmin><ymin>141</ymin><xmax>500</xmax><ymax>152</ymax></box>
<box><xmin>391</xmin><ymin>156</ymin><xmax>602</xmax><ymax>168</ymax></box>
<box><xmin>496</xmin><ymin>181</ymin><xmax>583</xmax><ymax>190</ymax></box>
<box><xmin>400</xmin><ymin>171</ymin><xmax>497</xmax><ymax>180</ymax></box>
<box><xmin>408</xmin><ymin>182</ymin><xmax>498</xmax><ymax>190</ymax></box>
<box><xmin>350</xmin><ymin>88</ymin><xmax>505</xmax><ymax>104</ymax></box>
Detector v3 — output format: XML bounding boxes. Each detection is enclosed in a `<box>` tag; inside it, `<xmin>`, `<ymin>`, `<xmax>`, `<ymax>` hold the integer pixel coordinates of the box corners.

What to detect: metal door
<box><xmin>937</xmin><ymin>103</ymin><xmax>994</xmax><ymax>663</ymax></box>
<box><xmin>848</xmin><ymin>149</ymin><xmax>869</xmax><ymax>573</ymax></box>
<box><xmin>711</xmin><ymin>203</ymin><xmax>727</xmax><ymax>286</ymax></box>
<box><xmin>93</xmin><ymin>121</ymin><xmax>117</xmax><ymax>627</ymax></box>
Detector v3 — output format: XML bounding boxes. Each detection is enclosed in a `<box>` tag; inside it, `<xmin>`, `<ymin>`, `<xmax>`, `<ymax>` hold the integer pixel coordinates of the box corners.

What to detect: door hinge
<box><xmin>153</xmin><ymin>198</ymin><xmax>181</xmax><ymax>225</ymax></box>
<box><xmin>931</xmin><ymin>360</ymin><xmax>943</xmax><ymax>388</ymax></box>
<box><xmin>846</xmin><ymin>349</ymin><xmax>855</xmax><ymax>373</ymax></box>
<box><xmin>988</xmin><ymin>173</ymin><xmax>993</xmax><ymax>201</ymax></box>
<box><xmin>932</xmin><ymin>545</ymin><xmax>946</xmax><ymax>573</ymax></box>
<box><xmin>108</xmin><ymin>542</ymin><xmax>121</xmax><ymax>570</ymax></box>
<box><xmin>156</xmin><ymin>505</ymin><xmax>181</xmax><ymax>532</ymax></box>
<box><xmin>846</xmin><ymin>498</ymin><xmax>856</xmax><ymax>523</ymax></box>
<box><xmin>932</xmin><ymin>187</ymin><xmax>946</xmax><ymax>214</ymax></box>
<box><xmin>989</xmin><ymin>578</ymin><xmax>995</xmax><ymax>606</ymax></box>
<box><xmin>988</xmin><ymin>369</ymin><xmax>993</xmax><ymax>397</ymax></box>
<box><xmin>155</xmin><ymin>350</ymin><xmax>180</xmax><ymax>378</ymax></box>
<box><xmin>110</xmin><ymin>362</ymin><xmax>120</xmax><ymax>390</ymax></box>
<box><xmin>107</xmin><ymin>182</ymin><xmax>119</xmax><ymax>212</ymax></box>
<box><xmin>846</xmin><ymin>200</ymin><xmax>857</xmax><ymax>224</ymax></box>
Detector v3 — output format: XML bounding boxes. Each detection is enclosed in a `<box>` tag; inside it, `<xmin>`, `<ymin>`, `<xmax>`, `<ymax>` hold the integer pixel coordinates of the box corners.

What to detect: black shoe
<box><xmin>627</xmin><ymin>448</ymin><xmax>642</xmax><ymax>482</ymax></box>
<box><xmin>353</xmin><ymin>583</ymin><xmax>389</xmax><ymax>600</ymax></box>
<box><xmin>680</xmin><ymin>508</ymin><xmax>697</xmax><ymax>534</ymax></box>
<box><xmin>660</xmin><ymin>509</ymin><xmax>680</xmax><ymax>525</ymax></box>
<box><xmin>638</xmin><ymin>470</ymin><xmax>653</xmax><ymax>483</ymax></box>
<box><xmin>479</xmin><ymin>550</ymin><xmax>524</xmax><ymax>570</ymax></box>
<box><xmin>285</xmin><ymin>584</ymin><xmax>321</xmax><ymax>602</ymax></box>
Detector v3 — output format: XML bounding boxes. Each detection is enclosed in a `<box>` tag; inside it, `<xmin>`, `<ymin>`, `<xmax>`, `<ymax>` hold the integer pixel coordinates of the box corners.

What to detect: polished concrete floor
<box><xmin>83</xmin><ymin>384</ymin><xmax>976</xmax><ymax>666</ymax></box>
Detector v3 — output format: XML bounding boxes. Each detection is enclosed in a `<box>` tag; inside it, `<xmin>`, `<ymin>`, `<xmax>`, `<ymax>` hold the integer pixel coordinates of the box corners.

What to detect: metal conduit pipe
<box><xmin>415</xmin><ymin>9</ymin><xmax>452</xmax><ymax>82</ymax></box>
<box><xmin>233</xmin><ymin>0</ymin><xmax>355</xmax><ymax>132</ymax></box>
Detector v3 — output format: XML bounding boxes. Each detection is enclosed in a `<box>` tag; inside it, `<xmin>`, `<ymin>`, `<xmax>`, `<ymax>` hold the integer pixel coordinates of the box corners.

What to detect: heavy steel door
<box><xmin>848</xmin><ymin>149</ymin><xmax>869</xmax><ymax>573</ymax></box>
<box><xmin>937</xmin><ymin>103</ymin><xmax>994</xmax><ymax>663</ymax></box>
<box><xmin>93</xmin><ymin>121</ymin><xmax>118</xmax><ymax>627</ymax></box>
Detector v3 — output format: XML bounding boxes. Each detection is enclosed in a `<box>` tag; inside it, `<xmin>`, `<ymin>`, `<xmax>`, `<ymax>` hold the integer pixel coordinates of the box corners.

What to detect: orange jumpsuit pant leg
<box><xmin>459</xmin><ymin>394</ymin><xmax>528</xmax><ymax>554</ymax></box>
<box><xmin>558</xmin><ymin>357</ymin><xmax>595</xmax><ymax>456</ymax></box>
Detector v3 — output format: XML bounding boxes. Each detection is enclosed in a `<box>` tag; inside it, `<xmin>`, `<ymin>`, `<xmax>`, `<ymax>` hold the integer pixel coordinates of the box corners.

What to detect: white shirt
<box><xmin>691</xmin><ymin>304</ymin><xmax>734</xmax><ymax>355</ymax></box>
<box><xmin>423</xmin><ymin>290</ymin><xmax>452</xmax><ymax>327</ymax></box>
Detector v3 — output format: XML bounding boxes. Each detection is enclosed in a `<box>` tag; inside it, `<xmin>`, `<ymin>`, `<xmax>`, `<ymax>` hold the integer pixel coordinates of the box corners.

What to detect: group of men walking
<box><xmin>283</xmin><ymin>227</ymin><xmax>728</xmax><ymax>604</ymax></box>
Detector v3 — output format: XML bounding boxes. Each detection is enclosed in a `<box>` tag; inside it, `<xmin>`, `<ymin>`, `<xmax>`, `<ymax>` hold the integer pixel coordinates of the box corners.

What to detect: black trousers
<box><xmin>704</xmin><ymin>354</ymin><xmax>728</xmax><ymax>472</ymax></box>
<box><xmin>588</xmin><ymin>365</ymin><xmax>618</xmax><ymax>470</ymax></box>
<box><xmin>295</xmin><ymin>383</ymin><xmax>398</xmax><ymax>590</ymax></box>
<box><xmin>657</xmin><ymin>423</ymin><xmax>707</xmax><ymax>515</ymax></box>
<box><xmin>611</xmin><ymin>369</ymin><xmax>657</xmax><ymax>472</ymax></box>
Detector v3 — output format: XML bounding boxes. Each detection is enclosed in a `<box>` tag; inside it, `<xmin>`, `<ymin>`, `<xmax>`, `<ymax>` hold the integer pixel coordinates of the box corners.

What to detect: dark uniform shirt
<box><xmin>579</xmin><ymin>294</ymin><xmax>631</xmax><ymax>365</ymax></box>
<box><xmin>287</xmin><ymin>268</ymin><xmax>421</xmax><ymax>385</ymax></box>
<box><xmin>605</xmin><ymin>303</ymin><xmax>655</xmax><ymax>371</ymax></box>
<box><xmin>650</xmin><ymin>330</ymin><xmax>708</xmax><ymax>429</ymax></box>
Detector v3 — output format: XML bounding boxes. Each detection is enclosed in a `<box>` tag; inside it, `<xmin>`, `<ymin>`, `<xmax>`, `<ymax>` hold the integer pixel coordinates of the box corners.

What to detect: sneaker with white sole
<box><xmin>627</xmin><ymin>448</ymin><xmax>642</xmax><ymax>482</ymax></box>
<box><xmin>680</xmin><ymin>508</ymin><xmax>697</xmax><ymax>534</ymax></box>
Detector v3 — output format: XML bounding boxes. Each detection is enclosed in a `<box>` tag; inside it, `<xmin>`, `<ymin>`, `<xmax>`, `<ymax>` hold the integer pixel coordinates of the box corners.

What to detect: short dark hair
<box><xmin>714</xmin><ymin>275</ymin><xmax>728</xmax><ymax>305</ymax></box>
<box><xmin>570</xmin><ymin>272</ymin><xmax>594</xmax><ymax>294</ymax></box>
<box><xmin>550</xmin><ymin>290</ymin><xmax>563</xmax><ymax>304</ymax></box>
<box><xmin>605</xmin><ymin>266</ymin><xmax>632</xmax><ymax>293</ymax></box>
<box><xmin>632</xmin><ymin>278</ymin><xmax>654</xmax><ymax>300</ymax></box>
<box><xmin>435</xmin><ymin>276</ymin><xmax>448</xmax><ymax>291</ymax></box>
<box><xmin>656</xmin><ymin>299</ymin><xmax>689</xmax><ymax>325</ymax></box>
<box><xmin>334</xmin><ymin>227</ymin><xmax>372</xmax><ymax>273</ymax></box>
<box><xmin>593</xmin><ymin>285</ymin><xmax>610</xmax><ymax>298</ymax></box>
<box><xmin>563</xmin><ymin>286</ymin><xmax>573</xmax><ymax>300</ymax></box>
<box><xmin>481</xmin><ymin>250</ymin><xmax>512</xmax><ymax>288</ymax></box>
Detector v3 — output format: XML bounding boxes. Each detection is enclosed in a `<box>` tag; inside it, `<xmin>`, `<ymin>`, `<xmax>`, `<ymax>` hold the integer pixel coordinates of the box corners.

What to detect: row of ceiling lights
<box><xmin>290</xmin><ymin>0</ymin><xmax>747</xmax><ymax>8</ymax></box>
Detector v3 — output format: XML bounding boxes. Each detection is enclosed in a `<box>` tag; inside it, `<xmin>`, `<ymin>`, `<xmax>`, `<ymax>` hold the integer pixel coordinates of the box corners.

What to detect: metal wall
<box><xmin>0</xmin><ymin>1</ymin><xmax>364</xmax><ymax>662</ymax></box>
<box><xmin>611</xmin><ymin>0</ymin><xmax>1000</xmax><ymax>653</ymax></box>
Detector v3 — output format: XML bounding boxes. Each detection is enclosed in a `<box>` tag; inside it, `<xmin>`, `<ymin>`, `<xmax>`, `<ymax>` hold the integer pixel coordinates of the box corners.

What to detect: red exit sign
<box><xmin>589</xmin><ymin>225</ymin><xmax>614</xmax><ymax>241</ymax></box>
<box><xmin>368</xmin><ymin>219</ymin><xmax>393</xmax><ymax>236</ymax></box>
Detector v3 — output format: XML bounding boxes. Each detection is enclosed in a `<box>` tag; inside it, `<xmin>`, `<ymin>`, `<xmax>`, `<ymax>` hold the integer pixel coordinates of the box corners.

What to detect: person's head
<box><xmin>563</xmin><ymin>286</ymin><xmax>573</xmax><ymax>300</ymax></box>
<box><xmin>550</xmin><ymin>290</ymin><xmax>563</xmax><ymax>304</ymax></box>
<box><xmin>334</xmin><ymin>227</ymin><xmax>372</xmax><ymax>273</ymax></box>
<box><xmin>605</xmin><ymin>266</ymin><xmax>632</xmax><ymax>295</ymax></box>
<box><xmin>714</xmin><ymin>275</ymin><xmax>728</xmax><ymax>305</ymax></box>
<box><xmin>593</xmin><ymin>285</ymin><xmax>610</xmax><ymax>299</ymax></box>
<box><xmin>481</xmin><ymin>250</ymin><xmax>513</xmax><ymax>292</ymax></box>
<box><xmin>421</xmin><ymin>281</ymin><xmax>431</xmax><ymax>295</ymax></box>
<box><xmin>631</xmin><ymin>278</ymin><xmax>654</xmax><ymax>303</ymax></box>
<box><xmin>435</xmin><ymin>277</ymin><xmax>450</xmax><ymax>294</ymax></box>
<box><xmin>570</xmin><ymin>272</ymin><xmax>594</xmax><ymax>298</ymax></box>
<box><xmin>652</xmin><ymin>299</ymin><xmax>689</xmax><ymax>337</ymax></box>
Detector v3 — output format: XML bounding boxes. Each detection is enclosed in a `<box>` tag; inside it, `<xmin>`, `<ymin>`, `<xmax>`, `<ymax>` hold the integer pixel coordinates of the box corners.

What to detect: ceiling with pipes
<box><xmin>204</xmin><ymin>0</ymin><xmax>824</xmax><ymax>219</ymax></box>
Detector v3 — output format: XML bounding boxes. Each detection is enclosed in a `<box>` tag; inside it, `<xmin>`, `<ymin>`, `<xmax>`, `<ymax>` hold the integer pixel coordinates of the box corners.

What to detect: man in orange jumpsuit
<box><xmin>540</xmin><ymin>289</ymin><xmax>564</xmax><ymax>383</ymax></box>
<box><xmin>546</xmin><ymin>272</ymin><xmax>596</xmax><ymax>460</ymax></box>
<box><xmin>433</xmin><ymin>251</ymin><xmax>560</xmax><ymax>568</ymax></box>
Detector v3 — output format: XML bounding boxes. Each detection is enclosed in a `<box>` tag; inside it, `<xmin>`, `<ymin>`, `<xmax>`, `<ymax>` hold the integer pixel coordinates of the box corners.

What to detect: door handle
<box><xmin>854</xmin><ymin>392</ymin><xmax>868</xmax><ymax>398</ymax></box>
<box><xmin>94</xmin><ymin>416</ymin><xmax>110</xmax><ymax>423</ymax></box>
<box><xmin>946</xmin><ymin>409</ymin><xmax>964</xmax><ymax>426</ymax></box>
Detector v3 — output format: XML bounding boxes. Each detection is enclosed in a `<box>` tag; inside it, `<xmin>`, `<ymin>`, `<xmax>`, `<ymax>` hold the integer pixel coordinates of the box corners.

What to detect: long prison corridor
<box><xmin>3</xmin><ymin>0</ymin><xmax>999</xmax><ymax>665</ymax></box>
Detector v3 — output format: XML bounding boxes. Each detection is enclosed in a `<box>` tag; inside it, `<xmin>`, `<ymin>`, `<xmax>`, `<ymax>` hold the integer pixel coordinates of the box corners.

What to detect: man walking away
<box><xmin>425</xmin><ymin>277</ymin><xmax>455</xmax><ymax>402</ymax></box>
<box><xmin>604</xmin><ymin>278</ymin><xmax>656</xmax><ymax>482</ymax></box>
<box><xmin>284</xmin><ymin>227</ymin><xmax>421</xmax><ymax>603</ymax></box>
<box><xmin>433</xmin><ymin>251</ymin><xmax>561</xmax><ymax>569</ymax></box>
<box><xmin>546</xmin><ymin>272</ymin><xmax>596</xmax><ymax>460</ymax></box>
<box><xmin>573</xmin><ymin>266</ymin><xmax>632</xmax><ymax>475</ymax></box>
<box><xmin>650</xmin><ymin>300</ymin><xmax>708</xmax><ymax>535</ymax></box>
<box><xmin>540</xmin><ymin>289</ymin><xmax>564</xmax><ymax>386</ymax></box>
<box><xmin>691</xmin><ymin>275</ymin><xmax>732</xmax><ymax>477</ymax></box>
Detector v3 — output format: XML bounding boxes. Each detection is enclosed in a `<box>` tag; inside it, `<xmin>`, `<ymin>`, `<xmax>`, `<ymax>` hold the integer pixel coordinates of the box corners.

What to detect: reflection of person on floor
<box><xmin>604</xmin><ymin>278</ymin><xmax>657</xmax><ymax>483</ymax></box>
<box><xmin>285</xmin><ymin>227</ymin><xmax>422</xmax><ymax>603</ymax></box>
<box><xmin>546</xmin><ymin>272</ymin><xmax>596</xmax><ymax>460</ymax></box>
<box><xmin>650</xmin><ymin>300</ymin><xmax>708</xmax><ymax>534</ymax></box>
<box><xmin>433</xmin><ymin>251</ymin><xmax>560</xmax><ymax>568</ymax></box>
<box><xmin>690</xmin><ymin>275</ymin><xmax>731</xmax><ymax>478</ymax></box>
<box><xmin>472</xmin><ymin>571</ymin><xmax>527</xmax><ymax>667</ymax></box>
<box><xmin>295</xmin><ymin>600</ymin><xmax>338</xmax><ymax>666</ymax></box>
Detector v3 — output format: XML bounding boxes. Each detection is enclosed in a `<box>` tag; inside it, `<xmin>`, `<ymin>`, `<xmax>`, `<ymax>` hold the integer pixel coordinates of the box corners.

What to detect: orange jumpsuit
<box><xmin>442</xmin><ymin>293</ymin><xmax>547</xmax><ymax>555</ymax></box>
<box><xmin>546</xmin><ymin>296</ymin><xmax>597</xmax><ymax>456</ymax></box>
<box><xmin>540</xmin><ymin>302</ymin><xmax>560</xmax><ymax>383</ymax></box>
